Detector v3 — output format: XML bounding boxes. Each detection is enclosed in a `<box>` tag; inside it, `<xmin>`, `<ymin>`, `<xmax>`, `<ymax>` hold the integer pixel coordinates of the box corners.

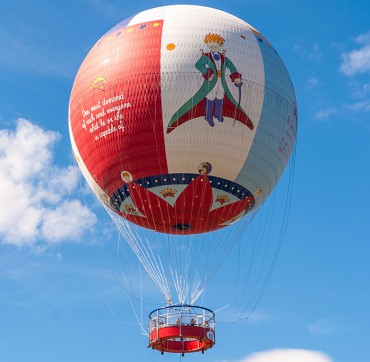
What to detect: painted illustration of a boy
<box><xmin>167</xmin><ymin>33</ymin><xmax>253</xmax><ymax>133</ymax></box>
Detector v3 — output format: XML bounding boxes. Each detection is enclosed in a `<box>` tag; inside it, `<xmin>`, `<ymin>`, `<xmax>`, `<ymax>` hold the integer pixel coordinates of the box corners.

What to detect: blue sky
<box><xmin>1</xmin><ymin>1</ymin><xmax>370</xmax><ymax>362</ymax></box>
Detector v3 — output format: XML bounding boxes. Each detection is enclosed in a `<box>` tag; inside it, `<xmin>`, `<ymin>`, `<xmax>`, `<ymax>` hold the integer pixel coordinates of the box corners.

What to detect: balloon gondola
<box><xmin>69</xmin><ymin>4</ymin><xmax>297</xmax><ymax>355</ymax></box>
<box><xmin>148</xmin><ymin>305</ymin><xmax>215</xmax><ymax>354</ymax></box>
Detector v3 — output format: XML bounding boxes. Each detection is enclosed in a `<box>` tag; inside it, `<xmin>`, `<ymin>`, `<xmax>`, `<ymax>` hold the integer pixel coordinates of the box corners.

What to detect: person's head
<box><xmin>204</xmin><ymin>33</ymin><xmax>224</xmax><ymax>53</ymax></box>
<box><xmin>198</xmin><ymin>161</ymin><xmax>212</xmax><ymax>175</ymax></box>
<box><xmin>121</xmin><ymin>171</ymin><xmax>132</xmax><ymax>183</ymax></box>
<box><xmin>100</xmin><ymin>192</ymin><xmax>110</xmax><ymax>205</ymax></box>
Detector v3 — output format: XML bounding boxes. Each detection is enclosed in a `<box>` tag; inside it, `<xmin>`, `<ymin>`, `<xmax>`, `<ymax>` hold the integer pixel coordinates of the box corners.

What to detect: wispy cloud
<box><xmin>351</xmin><ymin>82</ymin><xmax>370</xmax><ymax>97</ymax></box>
<box><xmin>344</xmin><ymin>99</ymin><xmax>370</xmax><ymax>112</ymax></box>
<box><xmin>0</xmin><ymin>118</ymin><xmax>96</xmax><ymax>247</ymax></box>
<box><xmin>340</xmin><ymin>31</ymin><xmax>370</xmax><ymax>76</ymax></box>
<box><xmin>314</xmin><ymin>100</ymin><xmax>370</xmax><ymax>122</ymax></box>
<box><xmin>85</xmin><ymin>0</ymin><xmax>128</xmax><ymax>19</ymax></box>
<box><xmin>306</xmin><ymin>77</ymin><xmax>322</xmax><ymax>89</ymax></box>
<box><xmin>355</xmin><ymin>31</ymin><xmax>370</xmax><ymax>45</ymax></box>
<box><xmin>314</xmin><ymin>107</ymin><xmax>338</xmax><ymax>121</ymax></box>
<box><xmin>1</xmin><ymin>31</ymin><xmax>68</xmax><ymax>77</ymax></box>
<box><xmin>294</xmin><ymin>42</ymin><xmax>323</xmax><ymax>62</ymax></box>
<box><xmin>217</xmin><ymin>307</ymin><xmax>274</xmax><ymax>324</ymax></box>
<box><xmin>221</xmin><ymin>349</ymin><xmax>333</xmax><ymax>362</ymax></box>
<box><xmin>307</xmin><ymin>318</ymin><xmax>340</xmax><ymax>336</ymax></box>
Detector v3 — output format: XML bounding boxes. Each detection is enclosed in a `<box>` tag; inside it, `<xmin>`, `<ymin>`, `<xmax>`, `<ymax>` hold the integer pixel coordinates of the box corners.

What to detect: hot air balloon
<box><xmin>69</xmin><ymin>5</ymin><xmax>297</xmax><ymax>355</ymax></box>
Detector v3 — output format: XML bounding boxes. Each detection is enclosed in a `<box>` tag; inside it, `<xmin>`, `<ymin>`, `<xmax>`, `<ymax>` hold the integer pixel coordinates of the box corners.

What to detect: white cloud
<box><xmin>41</xmin><ymin>200</ymin><xmax>97</xmax><ymax>242</ymax></box>
<box><xmin>340</xmin><ymin>31</ymin><xmax>370</xmax><ymax>76</ymax></box>
<box><xmin>227</xmin><ymin>349</ymin><xmax>333</xmax><ymax>362</ymax></box>
<box><xmin>0</xmin><ymin>119</ymin><xmax>97</xmax><ymax>247</ymax></box>
<box><xmin>0</xmin><ymin>117</ymin><xmax>60</xmax><ymax>181</ymax></box>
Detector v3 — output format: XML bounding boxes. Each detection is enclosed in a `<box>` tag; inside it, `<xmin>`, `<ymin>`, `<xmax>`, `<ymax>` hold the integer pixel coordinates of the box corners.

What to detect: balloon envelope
<box><xmin>69</xmin><ymin>5</ymin><xmax>297</xmax><ymax>235</ymax></box>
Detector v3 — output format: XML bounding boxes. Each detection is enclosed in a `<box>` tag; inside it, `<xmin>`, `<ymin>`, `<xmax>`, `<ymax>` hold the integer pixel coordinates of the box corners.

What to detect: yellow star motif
<box><xmin>153</xmin><ymin>22</ymin><xmax>160</xmax><ymax>27</ymax></box>
<box><xmin>127</xmin><ymin>28</ymin><xmax>133</xmax><ymax>32</ymax></box>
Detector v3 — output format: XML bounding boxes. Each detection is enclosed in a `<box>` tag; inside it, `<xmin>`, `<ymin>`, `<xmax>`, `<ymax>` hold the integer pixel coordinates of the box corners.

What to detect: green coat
<box><xmin>166</xmin><ymin>52</ymin><xmax>253</xmax><ymax>133</ymax></box>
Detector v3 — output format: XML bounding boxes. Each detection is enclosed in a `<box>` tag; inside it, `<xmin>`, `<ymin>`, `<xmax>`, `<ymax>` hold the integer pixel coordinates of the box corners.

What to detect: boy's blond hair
<box><xmin>203</xmin><ymin>33</ymin><xmax>224</xmax><ymax>45</ymax></box>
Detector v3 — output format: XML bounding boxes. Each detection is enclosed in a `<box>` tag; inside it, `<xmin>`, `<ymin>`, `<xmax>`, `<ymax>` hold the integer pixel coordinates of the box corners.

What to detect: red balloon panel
<box><xmin>69</xmin><ymin>20</ymin><xmax>168</xmax><ymax>194</ymax></box>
